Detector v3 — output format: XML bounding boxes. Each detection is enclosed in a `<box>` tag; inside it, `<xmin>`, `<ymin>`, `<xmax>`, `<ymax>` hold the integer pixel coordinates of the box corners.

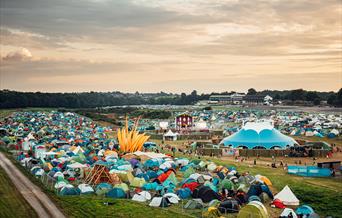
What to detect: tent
<box><xmin>114</xmin><ymin>183</ymin><xmax>129</xmax><ymax>192</ymax></box>
<box><xmin>328</xmin><ymin>129</ymin><xmax>339</xmax><ymax>138</ymax></box>
<box><xmin>130</xmin><ymin>177</ymin><xmax>146</xmax><ymax>187</ymax></box>
<box><xmin>274</xmin><ymin>185</ymin><xmax>299</xmax><ymax>206</ymax></box>
<box><xmin>184</xmin><ymin>199</ymin><xmax>204</xmax><ymax>209</ymax></box>
<box><xmin>296</xmin><ymin>205</ymin><xmax>315</xmax><ymax>216</ymax></box>
<box><xmin>247</xmin><ymin>184</ymin><xmax>273</xmax><ymax>200</ymax></box>
<box><xmin>177</xmin><ymin>188</ymin><xmax>192</xmax><ymax>199</ymax></box>
<box><xmin>78</xmin><ymin>184</ymin><xmax>94</xmax><ymax>195</ymax></box>
<box><xmin>280</xmin><ymin>208</ymin><xmax>298</xmax><ymax>218</ymax></box>
<box><xmin>132</xmin><ymin>191</ymin><xmax>152</xmax><ymax>202</ymax></box>
<box><xmin>238</xmin><ymin>175</ymin><xmax>255</xmax><ymax>185</ymax></box>
<box><xmin>237</xmin><ymin>201</ymin><xmax>268</xmax><ymax>218</ymax></box>
<box><xmin>149</xmin><ymin>197</ymin><xmax>171</xmax><ymax>207</ymax></box>
<box><xmin>163</xmin><ymin>130</ymin><xmax>178</xmax><ymax>141</ymax></box>
<box><xmin>106</xmin><ymin>187</ymin><xmax>126</xmax><ymax>199</ymax></box>
<box><xmin>192</xmin><ymin>186</ymin><xmax>220</xmax><ymax>203</ymax></box>
<box><xmin>255</xmin><ymin>175</ymin><xmax>272</xmax><ymax>186</ymax></box>
<box><xmin>95</xmin><ymin>183</ymin><xmax>112</xmax><ymax>195</ymax></box>
<box><xmin>113</xmin><ymin>170</ymin><xmax>134</xmax><ymax>183</ymax></box>
<box><xmin>163</xmin><ymin>193</ymin><xmax>180</xmax><ymax>204</ymax></box>
<box><xmin>221</xmin><ymin>121</ymin><xmax>297</xmax><ymax>149</ymax></box>
<box><xmin>203</xmin><ymin>207</ymin><xmax>221</xmax><ymax>218</ymax></box>
<box><xmin>59</xmin><ymin>185</ymin><xmax>80</xmax><ymax>196</ymax></box>
<box><xmin>218</xmin><ymin>199</ymin><xmax>240</xmax><ymax>214</ymax></box>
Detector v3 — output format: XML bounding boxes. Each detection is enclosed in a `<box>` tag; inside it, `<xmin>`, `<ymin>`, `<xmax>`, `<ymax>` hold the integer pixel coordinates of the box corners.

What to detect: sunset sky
<box><xmin>1</xmin><ymin>0</ymin><xmax>341</xmax><ymax>93</ymax></box>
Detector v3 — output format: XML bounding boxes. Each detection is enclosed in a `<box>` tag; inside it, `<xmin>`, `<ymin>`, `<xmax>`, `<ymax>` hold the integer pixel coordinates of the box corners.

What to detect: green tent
<box><xmin>183</xmin><ymin>167</ymin><xmax>195</xmax><ymax>178</ymax></box>
<box><xmin>221</xmin><ymin>179</ymin><xmax>233</xmax><ymax>190</ymax></box>
<box><xmin>237</xmin><ymin>201</ymin><xmax>268</xmax><ymax>218</ymax></box>
<box><xmin>114</xmin><ymin>183</ymin><xmax>129</xmax><ymax>192</ymax></box>
<box><xmin>164</xmin><ymin>172</ymin><xmax>178</xmax><ymax>185</ymax></box>
<box><xmin>130</xmin><ymin>177</ymin><xmax>146</xmax><ymax>187</ymax></box>
<box><xmin>184</xmin><ymin>199</ymin><xmax>204</xmax><ymax>209</ymax></box>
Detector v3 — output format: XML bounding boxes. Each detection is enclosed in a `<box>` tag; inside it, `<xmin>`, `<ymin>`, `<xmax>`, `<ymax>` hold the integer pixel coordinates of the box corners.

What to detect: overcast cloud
<box><xmin>0</xmin><ymin>0</ymin><xmax>341</xmax><ymax>93</ymax></box>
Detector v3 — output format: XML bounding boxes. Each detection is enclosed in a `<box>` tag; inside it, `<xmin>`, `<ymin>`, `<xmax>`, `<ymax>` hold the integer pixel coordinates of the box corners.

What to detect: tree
<box><xmin>313</xmin><ymin>98</ymin><xmax>321</xmax><ymax>105</ymax></box>
<box><xmin>305</xmin><ymin>91</ymin><xmax>319</xmax><ymax>102</ymax></box>
<box><xmin>289</xmin><ymin>89</ymin><xmax>305</xmax><ymax>101</ymax></box>
<box><xmin>335</xmin><ymin>88</ymin><xmax>342</xmax><ymax>107</ymax></box>
<box><xmin>247</xmin><ymin>88</ymin><xmax>257</xmax><ymax>95</ymax></box>
<box><xmin>327</xmin><ymin>94</ymin><xmax>336</xmax><ymax>105</ymax></box>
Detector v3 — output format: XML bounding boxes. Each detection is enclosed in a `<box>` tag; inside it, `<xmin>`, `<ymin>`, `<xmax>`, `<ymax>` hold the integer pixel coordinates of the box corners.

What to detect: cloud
<box><xmin>0</xmin><ymin>0</ymin><xmax>341</xmax><ymax>92</ymax></box>
<box><xmin>2</xmin><ymin>48</ymin><xmax>32</xmax><ymax>61</ymax></box>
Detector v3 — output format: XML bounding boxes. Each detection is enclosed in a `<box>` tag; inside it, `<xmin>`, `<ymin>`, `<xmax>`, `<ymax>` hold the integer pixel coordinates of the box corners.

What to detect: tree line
<box><xmin>0</xmin><ymin>88</ymin><xmax>341</xmax><ymax>108</ymax></box>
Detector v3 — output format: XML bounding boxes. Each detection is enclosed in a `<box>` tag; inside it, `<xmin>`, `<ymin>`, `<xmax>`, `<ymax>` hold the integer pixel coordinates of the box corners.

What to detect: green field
<box><xmin>54</xmin><ymin>196</ymin><xmax>196</xmax><ymax>218</ymax></box>
<box><xmin>0</xmin><ymin>166</ymin><xmax>37</xmax><ymax>218</ymax></box>
<box><xmin>190</xmin><ymin>155</ymin><xmax>342</xmax><ymax>218</ymax></box>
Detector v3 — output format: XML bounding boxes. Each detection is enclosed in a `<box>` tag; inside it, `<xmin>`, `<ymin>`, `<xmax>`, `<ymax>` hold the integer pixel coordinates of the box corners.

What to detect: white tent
<box><xmin>274</xmin><ymin>185</ymin><xmax>299</xmax><ymax>206</ymax></box>
<box><xmin>133</xmin><ymin>151</ymin><xmax>167</xmax><ymax>159</ymax></box>
<box><xmin>330</xmin><ymin>129</ymin><xmax>339</xmax><ymax>136</ymax></box>
<box><xmin>159</xmin><ymin>121</ymin><xmax>169</xmax><ymax>130</ymax></box>
<box><xmin>194</xmin><ymin>120</ymin><xmax>208</xmax><ymax>130</ymax></box>
<box><xmin>67</xmin><ymin>162</ymin><xmax>89</xmax><ymax>169</ymax></box>
<box><xmin>163</xmin><ymin>130</ymin><xmax>178</xmax><ymax>141</ymax></box>
<box><xmin>280</xmin><ymin>208</ymin><xmax>298</xmax><ymax>218</ymax></box>
<box><xmin>159</xmin><ymin>161</ymin><xmax>173</xmax><ymax>170</ymax></box>
<box><xmin>163</xmin><ymin>193</ymin><xmax>180</xmax><ymax>204</ymax></box>
<box><xmin>149</xmin><ymin>197</ymin><xmax>163</xmax><ymax>207</ymax></box>
<box><xmin>132</xmin><ymin>191</ymin><xmax>152</xmax><ymax>202</ymax></box>
<box><xmin>53</xmin><ymin>171</ymin><xmax>64</xmax><ymax>179</ymax></box>
<box><xmin>78</xmin><ymin>184</ymin><xmax>94</xmax><ymax>194</ymax></box>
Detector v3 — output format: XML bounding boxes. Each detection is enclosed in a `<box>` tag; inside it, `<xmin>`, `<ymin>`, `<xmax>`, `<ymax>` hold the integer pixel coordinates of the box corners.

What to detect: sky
<box><xmin>0</xmin><ymin>0</ymin><xmax>341</xmax><ymax>93</ymax></box>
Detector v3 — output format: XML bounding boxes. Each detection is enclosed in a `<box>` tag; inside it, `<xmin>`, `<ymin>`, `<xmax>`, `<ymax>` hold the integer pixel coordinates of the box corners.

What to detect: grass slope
<box><xmin>56</xmin><ymin>196</ymin><xmax>195</xmax><ymax>218</ymax></box>
<box><xmin>195</xmin><ymin>156</ymin><xmax>342</xmax><ymax>217</ymax></box>
<box><xmin>0</xmin><ymin>166</ymin><xmax>38</xmax><ymax>218</ymax></box>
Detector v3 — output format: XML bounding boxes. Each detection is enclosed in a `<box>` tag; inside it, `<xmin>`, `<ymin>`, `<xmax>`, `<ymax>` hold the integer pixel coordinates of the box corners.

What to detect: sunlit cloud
<box><xmin>0</xmin><ymin>0</ymin><xmax>341</xmax><ymax>92</ymax></box>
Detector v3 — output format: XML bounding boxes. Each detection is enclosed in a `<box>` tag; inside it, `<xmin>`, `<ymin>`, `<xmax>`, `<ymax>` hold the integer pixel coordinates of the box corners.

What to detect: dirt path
<box><xmin>0</xmin><ymin>152</ymin><xmax>66</xmax><ymax>218</ymax></box>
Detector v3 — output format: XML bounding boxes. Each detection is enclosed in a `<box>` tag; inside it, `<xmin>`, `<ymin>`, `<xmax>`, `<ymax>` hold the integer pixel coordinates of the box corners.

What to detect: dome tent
<box><xmin>220</xmin><ymin>121</ymin><xmax>297</xmax><ymax>149</ymax></box>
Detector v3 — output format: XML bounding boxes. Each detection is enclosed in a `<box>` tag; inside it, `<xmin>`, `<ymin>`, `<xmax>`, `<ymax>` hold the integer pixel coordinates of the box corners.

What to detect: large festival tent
<box><xmin>221</xmin><ymin>121</ymin><xmax>298</xmax><ymax>149</ymax></box>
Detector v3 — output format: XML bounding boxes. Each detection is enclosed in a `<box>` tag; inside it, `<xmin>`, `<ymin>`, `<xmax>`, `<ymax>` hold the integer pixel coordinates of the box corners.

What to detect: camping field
<box><xmin>1</xmin><ymin>109</ymin><xmax>342</xmax><ymax>218</ymax></box>
<box><xmin>0</xmin><ymin>166</ymin><xmax>37</xmax><ymax>218</ymax></box>
<box><xmin>3</xmin><ymin>148</ymin><xmax>342</xmax><ymax>218</ymax></box>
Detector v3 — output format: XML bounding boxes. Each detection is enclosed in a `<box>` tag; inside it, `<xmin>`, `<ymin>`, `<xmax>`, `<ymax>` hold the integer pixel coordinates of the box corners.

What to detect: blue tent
<box><xmin>221</xmin><ymin>122</ymin><xmax>297</xmax><ymax>149</ymax></box>
<box><xmin>106</xmin><ymin>188</ymin><xmax>126</xmax><ymax>199</ymax></box>
<box><xmin>177</xmin><ymin>188</ymin><xmax>192</xmax><ymax>199</ymax></box>
<box><xmin>296</xmin><ymin>205</ymin><xmax>314</xmax><ymax>216</ymax></box>
<box><xmin>60</xmin><ymin>186</ymin><xmax>80</xmax><ymax>196</ymax></box>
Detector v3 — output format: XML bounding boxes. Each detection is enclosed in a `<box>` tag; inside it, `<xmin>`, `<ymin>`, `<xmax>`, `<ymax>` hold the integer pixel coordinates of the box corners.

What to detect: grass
<box><xmin>0</xmin><ymin>166</ymin><xmax>38</xmax><ymax>218</ymax></box>
<box><xmin>55</xmin><ymin>196</ymin><xmax>196</xmax><ymax>218</ymax></box>
<box><xmin>181</xmin><ymin>154</ymin><xmax>342</xmax><ymax>217</ymax></box>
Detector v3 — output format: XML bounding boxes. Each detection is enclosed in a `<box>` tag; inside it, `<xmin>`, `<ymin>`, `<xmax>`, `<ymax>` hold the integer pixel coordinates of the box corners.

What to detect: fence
<box><xmin>238</xmin><ymin>149</ymin><xmax>330</xmax><ymax>158</ymax></box>
<box><xmin>148</xmin><ymin>133</ymin><xmax>213</xmax><ymax>141</ymax></box>
<box><xmin>196</xmin><ymin>148</ymin><xmax>330</xmax><ymax>158</ymax></box>
<box><xmin>287</xmin><ymin>165</ymin><xmax>332</xmax><ymax>177</ymax></box>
